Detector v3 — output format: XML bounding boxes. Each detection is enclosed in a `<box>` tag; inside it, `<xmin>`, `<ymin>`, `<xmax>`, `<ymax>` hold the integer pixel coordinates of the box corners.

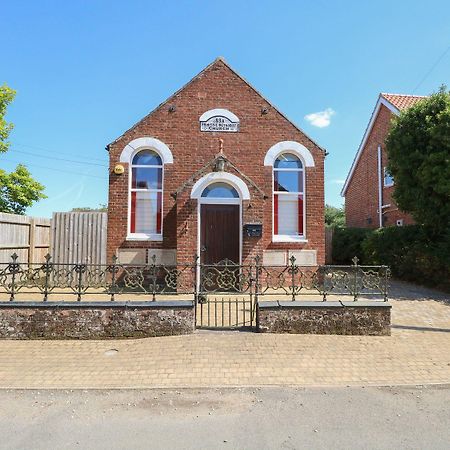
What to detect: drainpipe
<box><xmin>377</xmin><ymin>144</ymin><xmax>383</xmax><ymax>228</ymax></box>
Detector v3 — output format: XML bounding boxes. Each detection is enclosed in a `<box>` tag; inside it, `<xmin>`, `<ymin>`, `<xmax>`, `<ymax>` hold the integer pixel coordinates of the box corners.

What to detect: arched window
<box><xmin>201</xmin><ymin>182</ymin><xmax>239</xmax><ymax>198</ymax></box>
<box><xmin>129</xmin><ymin>149</ymin><xmax>163</xmax><ymax>238</ymax></box>
<box><xmin>273</xmin><ymin>153</ymin><xmax>305</xmax><ymax>239</ymax></box>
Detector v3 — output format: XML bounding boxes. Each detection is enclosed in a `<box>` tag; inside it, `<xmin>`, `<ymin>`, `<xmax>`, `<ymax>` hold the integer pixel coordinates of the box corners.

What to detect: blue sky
<box><xmin>2</xmin><ymin>0</ymin><xmax>450</xmax><ymax>218</ymax></box>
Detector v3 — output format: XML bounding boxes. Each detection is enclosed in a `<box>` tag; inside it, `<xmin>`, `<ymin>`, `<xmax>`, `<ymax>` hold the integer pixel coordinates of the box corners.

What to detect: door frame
<box><xmin>197</xmin><ymin>196</ymin><xmax>242</xmax><ymax>266</ymax></box>
<box><xmin>196</xmin><ymin>194</ymin><xmax>242</xmax><ymax>293</ymax></box>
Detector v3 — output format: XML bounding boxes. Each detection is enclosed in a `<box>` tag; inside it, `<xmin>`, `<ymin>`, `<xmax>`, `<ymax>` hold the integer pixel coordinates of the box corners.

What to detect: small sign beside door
<box><xmin>243</xmin><ymin>223</ymin><xmax>262</xmax><ymax>237</ymax></box>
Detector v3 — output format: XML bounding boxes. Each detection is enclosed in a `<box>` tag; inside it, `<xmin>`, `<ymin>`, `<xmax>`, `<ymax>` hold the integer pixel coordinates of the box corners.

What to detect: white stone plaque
<box><xmin>199</xmin><ymin>108</ymin><xmax>239</xmax><ymax>132</ymax></box>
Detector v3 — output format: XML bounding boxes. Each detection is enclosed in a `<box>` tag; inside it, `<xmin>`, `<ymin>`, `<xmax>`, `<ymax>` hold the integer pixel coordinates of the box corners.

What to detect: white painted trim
<box><xmin>377</xmin><ymin>144</ymin><xmax>383</xmax><ymax>228</ymax></box>
<box><xmin>120</xmin><ymin>137</ymin><xmax>174</xmax><ymax>164</ymax></box>
<box><xmin>264</xmin><ymin>141</ymin><xmax>315</xmax><ymax>167</ymax></box>
<box><xmin>271</xmin><ymin>158</ymin><xmax>307</xmax><ymax>242</ymax></box>
<box><xmin>199</xmin><ymin>108</ymin><xmax>239</xmax><ymax>123</ymax></box>
<box><xmin>126</xmin><ymin>234</ymin><xmax>163</xmax><ymax>241</ymax></box>
<box><xmin>341</xmin><ymin>95</ymin><xmax>400</xmax><ymax>196</ymax></box>
<box><xmin>126</xmin><ymin>141</ymin><xmax>166</xmax><ymax>242</ymax></box>
<box><xmin>272</xmin><ymin>235</ymin><xmax>308</xmax><ymax>243</ymax></box>
<box><xmin>196</xmin><ymin>189</ymin><xmax>243</xmax><ymax>287</ymax></box>
<box><xmin>190</xmin><ymin>172</ymin><xmax>251</xmax><ymax>200</ymax></box>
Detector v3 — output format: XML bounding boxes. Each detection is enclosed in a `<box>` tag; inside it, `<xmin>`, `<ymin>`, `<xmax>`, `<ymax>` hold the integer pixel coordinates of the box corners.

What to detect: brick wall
<box><xmin>345</xmin><ymin>104</ymin><xmax>414</xmax><ymax>228</ymax></box>
<box><xmin>107</xmin><ymin>59</ymin><xmax>325</xmax><ymax>265</ymax></box>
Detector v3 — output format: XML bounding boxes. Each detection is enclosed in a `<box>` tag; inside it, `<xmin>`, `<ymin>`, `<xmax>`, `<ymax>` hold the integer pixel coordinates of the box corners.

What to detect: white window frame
<box><xmin>383</xmin><ymin>167</ymin><xmax>394</xmax><ymax>187</ymax></box>
<box><xmin>127</xmin><ymin>149</ymin><xmax>164</xmax><ymax>241</ymax></box>
<box><xmin>272</xmin><ymin>154</ymin><xmax>307</xmax><ymax>243</ymax></box>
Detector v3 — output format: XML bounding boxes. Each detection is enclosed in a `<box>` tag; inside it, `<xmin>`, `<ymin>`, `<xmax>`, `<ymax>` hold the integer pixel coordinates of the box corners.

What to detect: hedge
<box><xmin>332</xmin><ymin>225</ymin><xmax>450</xmax><ymax>291</ymax></box>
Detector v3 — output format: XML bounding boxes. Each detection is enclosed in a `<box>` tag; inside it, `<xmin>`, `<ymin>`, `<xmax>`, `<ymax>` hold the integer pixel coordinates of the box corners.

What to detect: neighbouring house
<box><xmin>342</xmin><ymin>93</ymin><xmax>425</xmax><ymax>228</ymax></box>
<box><xmin>106</xmin><ymin>57</ymin><xmax>325</xmax><ymax>267</ymax></box>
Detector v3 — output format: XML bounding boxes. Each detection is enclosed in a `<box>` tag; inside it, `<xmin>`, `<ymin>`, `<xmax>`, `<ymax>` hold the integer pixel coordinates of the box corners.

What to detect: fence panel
<box><xmin>51</xmin><ymin>212</ymin><xmax>107</xmax><ymax>264</ymax></box>
<box><xmin>0</xmin><ymin>212</ymin><xmax>51</xmax><ymax>264</ymax></box>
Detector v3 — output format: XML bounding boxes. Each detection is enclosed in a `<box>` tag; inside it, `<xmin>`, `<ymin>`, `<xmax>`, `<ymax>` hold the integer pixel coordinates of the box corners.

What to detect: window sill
<box><xmin>126</xmin><ymin>234</ymin><xmax>163</xmax><ymax>242</ymax></box>
<box><xmin>272</xmin><ymin>235</ymin><xmax>308</xmax><ymax>243</ymax></box>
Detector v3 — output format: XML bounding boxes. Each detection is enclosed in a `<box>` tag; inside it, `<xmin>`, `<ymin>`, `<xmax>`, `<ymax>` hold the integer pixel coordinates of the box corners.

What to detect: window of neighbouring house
<box><xmin>273</xmin><ymin>153</ymin><xmax>305</xmax><ymax>240</ymax></box>
<box><xmin>384</xmin><ymin>167</ymin><xmax>394</xmax><ymax>187</ymax></box>
<box><xmin>129</xmin><ymin>149</ymin><xmax>163</xmax><ymax>238</ymax></box>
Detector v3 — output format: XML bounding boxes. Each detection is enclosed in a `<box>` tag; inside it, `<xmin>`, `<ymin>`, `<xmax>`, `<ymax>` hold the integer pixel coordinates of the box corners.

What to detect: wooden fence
<box><xmin>50</xmin><ymin>212</ymin><xmax>107</xmax><ymax>264</ymax></box>
<box><xmin>0</xmin><ymin>212</ymin><xmax>51</xmax><ymax>264</ymax></box>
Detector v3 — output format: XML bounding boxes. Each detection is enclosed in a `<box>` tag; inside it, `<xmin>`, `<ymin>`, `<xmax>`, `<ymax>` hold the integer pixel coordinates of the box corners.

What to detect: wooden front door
<box><xmin>200</xmin><ymin>204</ymin><xmax>240</xmax><ymax>265</ymax></box>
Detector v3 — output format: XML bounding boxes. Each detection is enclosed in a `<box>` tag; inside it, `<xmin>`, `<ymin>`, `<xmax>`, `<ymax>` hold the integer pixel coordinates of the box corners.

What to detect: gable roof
<box><xmin>380</xmin><ymin>93</ymin><xmax>426</xmax><ymax>111</ymax></box>
<box><xmin>107</xmin><ymin>57</ymin><xmax>326</xmax><ymax>153</ymax></box>
<box><xmin>341</xmin><ymin>93</ymin><xmax>426</xmax><ymax>196</ymax></box>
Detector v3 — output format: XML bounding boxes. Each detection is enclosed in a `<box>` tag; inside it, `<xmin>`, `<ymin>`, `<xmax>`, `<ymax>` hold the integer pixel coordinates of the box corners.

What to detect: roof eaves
<box><xmin>107</xmin><ymin>58</ymin><xmax>224</xmax><ymax>148</ymax></box>
<box><xmin>217</xmin><ymin>59</ymin><xmax>327</xmax><ymax>154</ymax></box>
<box><xmin>107</xmin><ymin>57</ymin><xmax>326</xmax><ymax>154</ymax></box>
<box><xmin>340</xmin><ymin>94</ymin><xmax>399</xmax><ymax>196</ymax></box>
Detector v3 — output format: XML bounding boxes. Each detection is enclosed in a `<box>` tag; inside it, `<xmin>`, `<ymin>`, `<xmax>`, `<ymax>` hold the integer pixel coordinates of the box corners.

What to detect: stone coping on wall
<box><xmin>0</xmin><ymin>300</ymin><xmax>194</xmax><ymax>309</ymax></box>
<box><xmin>258</xmin><ymin>300</ymin><xmax>391</xmax><ymax>309</ymax></box>
<box><xmin>257</xmin><ymin>300</ymin><xmax>391</xmax><ymax>336</ymax></box>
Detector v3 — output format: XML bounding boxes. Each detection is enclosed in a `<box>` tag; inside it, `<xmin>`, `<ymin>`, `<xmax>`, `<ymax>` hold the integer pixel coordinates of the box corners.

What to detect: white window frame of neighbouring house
<box><xmin>264</xmin><ymin>141</ymin><xmax>315</xmax><ymax>243</ymax></box>
<box><xmin>383</xmin><ymin>167</ymin><xmax>394</xmax><ymax>187</ymax></box>
<box><xmin>119</xmin><ymin>137</ymin><xmax>173</xmax><ymax>241</ymax></box>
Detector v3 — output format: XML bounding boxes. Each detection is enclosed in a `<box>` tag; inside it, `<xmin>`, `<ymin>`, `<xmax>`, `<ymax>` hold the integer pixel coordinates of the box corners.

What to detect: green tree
<box><xmin>0</xmin><ymin>84</ymin><xmax>15</xmax><ymax>154</ymax></box>
<box><xmin>386</xmin><ymin>87</ymin><xmax>450</xmax><ymax>237</ymax></box>
<box><xmin>0</xmin><ymin>84</ymin><xmax>46</xmax><ymax>214</ymax></box>
<box><xmin>71</xmin><ymin>204</ymin><xmax>107</xmax><ymax>212</ymax></box>
<box><xmin>0</xmin><ymin>165</ymin><xmax>46</xmax><ymax>214</ymax></box>
<box><xmin>325</xmin><ymin>204</ymin><xmax>345</xmax><ymax>227</ymax></box>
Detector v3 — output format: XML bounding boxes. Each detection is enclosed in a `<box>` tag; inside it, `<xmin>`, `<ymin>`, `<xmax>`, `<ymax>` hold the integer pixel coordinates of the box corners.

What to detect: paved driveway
<box><xmin>0</xmin><ymin>280</ymin><xmax>448</xmax><ymax>389</ymax></box>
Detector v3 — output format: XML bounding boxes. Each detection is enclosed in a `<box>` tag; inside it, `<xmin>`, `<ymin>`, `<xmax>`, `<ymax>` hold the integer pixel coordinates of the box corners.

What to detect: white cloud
<box><xmin>331</xmin><ymin>179</ymin><xmax>345</xmax><ymax>185</ymax></box>
<box><xmin>304</xmin><ymin>108</ymin><xmax>335</xmax><ymax>128</ymax></box>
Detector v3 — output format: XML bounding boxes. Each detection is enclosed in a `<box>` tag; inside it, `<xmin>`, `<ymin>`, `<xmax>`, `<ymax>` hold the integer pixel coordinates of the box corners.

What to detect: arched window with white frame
<box><xmin>273</xmin><ymin>153</ymin><xmax>305</xmax><ymax>240</ymax></box>
<box><xmin>129</xmin><ymin>149</ymin><xmax>163</xmax><ymax>239</ymax></box>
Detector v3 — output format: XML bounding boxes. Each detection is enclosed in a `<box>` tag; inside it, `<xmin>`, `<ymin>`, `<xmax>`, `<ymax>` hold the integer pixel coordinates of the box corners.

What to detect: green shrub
<box><xmin>332</xmin><ymin>225</ymin><xmax>449</xmax><ymax>291</ymax></box>
<box><xmin>331</xmin><ymin>227</ymin><xmax>371</xmax><ymax>265</ymax></box>
<box><xmin>362</xmin><ymin>225</ymin><xmax>450</xmax><ymax>290</ymax></box>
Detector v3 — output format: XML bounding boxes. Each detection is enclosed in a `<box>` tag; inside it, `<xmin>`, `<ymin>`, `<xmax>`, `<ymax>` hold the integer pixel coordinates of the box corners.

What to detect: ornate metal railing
<box><xmin>0</xmin><ymin>253</ymin><xmax>389</xmax><ymax>302</ymax></box>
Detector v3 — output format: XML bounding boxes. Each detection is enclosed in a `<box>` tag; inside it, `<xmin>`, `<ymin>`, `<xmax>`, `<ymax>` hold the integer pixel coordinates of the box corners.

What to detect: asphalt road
<box><xmin>1</xmin><ymin>385</ymin><xmax>449</xmax><ymax>450</ymax></box>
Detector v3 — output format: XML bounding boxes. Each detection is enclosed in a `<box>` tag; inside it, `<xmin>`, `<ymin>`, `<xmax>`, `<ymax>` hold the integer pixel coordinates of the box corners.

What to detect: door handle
<box><xmin>201</xmin><ymin>246</ymin><xmax>207</xmax><ymax>252</ymax></box>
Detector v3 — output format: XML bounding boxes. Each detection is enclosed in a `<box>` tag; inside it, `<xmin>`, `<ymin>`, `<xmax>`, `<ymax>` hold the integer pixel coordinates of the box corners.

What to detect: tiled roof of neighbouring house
<box><xmin>341</xmin><ymin>92</ymin><xmax>428</xmax><ymax>196</ymax></box>
<box><xmin>380</xmin><ymin>93</ymin><xmax>426</xmax><ymax>111</ymax></box>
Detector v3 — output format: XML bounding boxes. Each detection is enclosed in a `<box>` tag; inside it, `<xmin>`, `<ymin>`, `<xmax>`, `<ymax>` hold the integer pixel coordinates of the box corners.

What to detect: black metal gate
<box><xmin>196</xmin><ymin>294</ymin><xmax>256</xmax><ymax>329</ymax></box>
<box><xmin>196</xmin><ymin>259</ymin><xmax>257</xmax><ymax>330</ymax></box>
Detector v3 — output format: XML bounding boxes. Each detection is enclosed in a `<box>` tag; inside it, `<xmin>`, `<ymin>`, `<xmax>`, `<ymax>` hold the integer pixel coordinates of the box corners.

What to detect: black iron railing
<box><xmin>0</xmin><ymin>253</ymin><xmax>390</xmax><ymax>302</ymax></box>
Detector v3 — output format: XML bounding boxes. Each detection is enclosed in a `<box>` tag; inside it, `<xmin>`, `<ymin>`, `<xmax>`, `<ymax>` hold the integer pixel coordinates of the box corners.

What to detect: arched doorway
<box><xmin>198</xmin><ymin>182</ymin><xmax>241</xmax><ymax>265</ymax></box>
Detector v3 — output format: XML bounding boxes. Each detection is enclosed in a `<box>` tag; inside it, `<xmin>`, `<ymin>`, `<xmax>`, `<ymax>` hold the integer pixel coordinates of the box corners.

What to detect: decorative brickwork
<box><xmin>106</xmin><ymin>59</ymin><xmax>325</xmax><ymax>265</ymax></box>
<box><xmin>258</xmin><ymin>301</ymin><xmax>391</xmax><ymax>336</ymax></box>
<box><xmin>0</xmin><ymin>302</ymin><xmax>195</xmax><ymax>339</ymax></box>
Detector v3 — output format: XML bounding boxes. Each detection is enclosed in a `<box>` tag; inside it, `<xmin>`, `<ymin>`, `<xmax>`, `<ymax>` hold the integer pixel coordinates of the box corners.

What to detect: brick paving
<box><xmin>0</xmin><ymin>284</ymin><xmax>448</xmax><ymax>389</ymax></box>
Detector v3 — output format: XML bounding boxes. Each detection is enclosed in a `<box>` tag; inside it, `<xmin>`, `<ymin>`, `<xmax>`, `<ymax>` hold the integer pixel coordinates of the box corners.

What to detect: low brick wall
<box><xmin>257</xmin><ymin>301</ymin><xmax>391</xmax><ymax>336</ymax></box>
<box><xmin>0</xmin><ymin>301</ymin><xmax>195</xmax><ymax>339</ymax></box>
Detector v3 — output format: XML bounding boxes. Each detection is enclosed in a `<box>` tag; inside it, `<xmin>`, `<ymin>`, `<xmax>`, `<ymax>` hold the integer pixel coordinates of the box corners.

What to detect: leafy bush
<box><xmin>362</xmin><ymin>225</ymin><xmax>450</xmax><ymax>291</ymax></box>
<box><xmin>331</xmin><ymin>227</ymin><xmax>371</xmax><ymax>265</ymax></box>
<box><xmin>333</xmin><ymin>225</ymin><xmax>450</xmax><ymax>291</ymax></box>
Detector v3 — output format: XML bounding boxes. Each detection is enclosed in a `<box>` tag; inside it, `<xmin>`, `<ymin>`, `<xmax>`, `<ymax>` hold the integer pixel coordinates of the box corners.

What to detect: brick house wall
<box><xmin>344</xmin><ymin>103</ymin><xmax>414</xmax><ymax>228</ymax></box>
<box><xmin>106</xmin><ymin>59</ymin><xmax>325</xmax><ymax>266</ymax></box>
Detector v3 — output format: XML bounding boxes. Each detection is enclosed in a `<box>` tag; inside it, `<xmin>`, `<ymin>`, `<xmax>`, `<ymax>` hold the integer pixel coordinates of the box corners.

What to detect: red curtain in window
<box><xmin>298</xmin><ymin>195</ymin><xmax>303</xmax><ymax>235</ymax></box>
<box><xmin>274</xmin><ymin>194</ymin><xmax>278</xmax><ymax>235</ymax></box>
<box><xmin>130</xmin><ymin>192</ymin><xmax>136</xmax><ymax>233</ymax></box>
